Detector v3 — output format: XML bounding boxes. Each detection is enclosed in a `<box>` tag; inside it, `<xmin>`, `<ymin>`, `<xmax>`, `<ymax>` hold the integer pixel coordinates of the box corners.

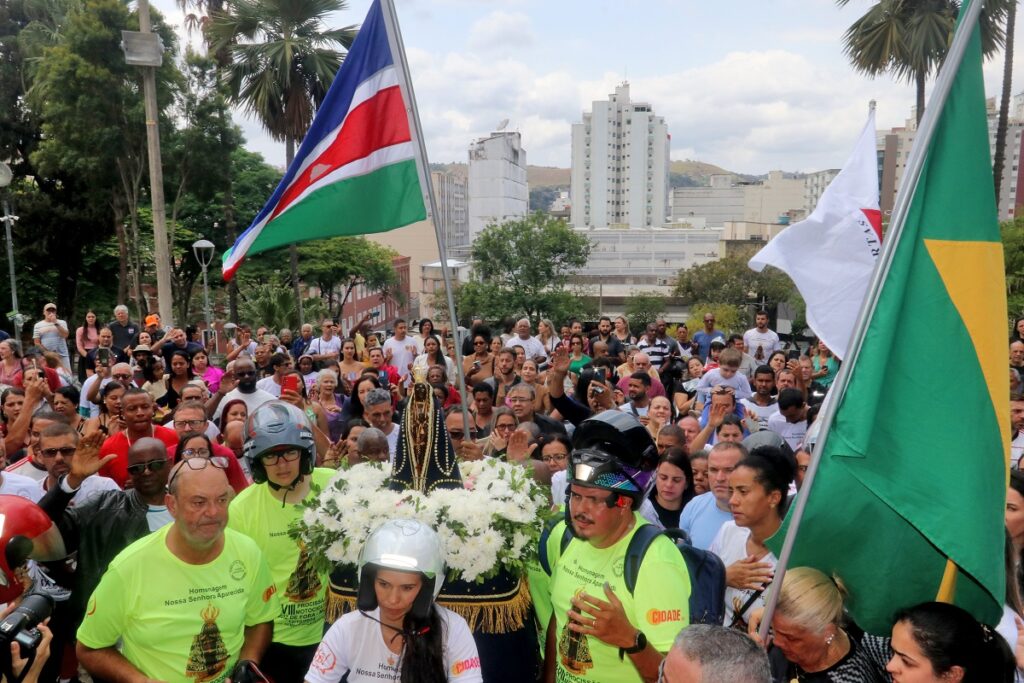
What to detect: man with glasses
<box><xmin>99</xmin><ymin>387</ymin><xmax>179</xmax><ymax>488</ymax></box>
<box><xmin>229</xmin><ymin>401</ymin><xmax>332</xmax><ymax>683</ymax></box>
<box><xmin>506</xmin><ymin>384</ymin><xmax>566</xmax><ymax>438</ymax></box>
<box><xmin>679</xmin><ymin>442</ymin><xmax>747</xmax><ymax>550</ymax></box>
<box><xmin>444</xmin><ymin>406</ymin><xmax>483</xmax><ymax>461</ymax></box>
<box><xmin>208</xmin><ymin>358</ymin><xmax>276</xmax><ymax>422</ymax></box>
<box><xmin>363</xmin><ymin>388</ymin><xmax>399</xmax><ymax>461</ymax></box>
<box><xmin>78</xmin><ymin>453</ymin><xmax>277</xmax><ymax>683</ymax></box>
<box><xmin>169</xmin><ymin>401</ymin><xmax>249</xmax><ymax>493</ymax></box>
<box><xmin>83</xmin><ymin>361</ymin><xmax>135</xmax><ymax>415</ymax></box>
<box><xmin>38</xmin><ymin>437</ymin><xmax>172</xmax><ymax>658</ymax></box>
<box><xmin>38</xmin><ymin>424</ymin><xmax>117</xmax><ymax>503</ymax></box>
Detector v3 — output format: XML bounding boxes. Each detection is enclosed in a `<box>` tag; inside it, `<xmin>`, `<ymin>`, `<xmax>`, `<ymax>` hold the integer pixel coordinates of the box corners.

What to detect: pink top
<box><xmin>201</xmin><ymin>365</ymin><xmax>225</xmax><ymax>393</ymax></box>
<box><xmin>76</xmin><ymin>326</ymin><xmax>99</xmax><ymax>355</ymax></box>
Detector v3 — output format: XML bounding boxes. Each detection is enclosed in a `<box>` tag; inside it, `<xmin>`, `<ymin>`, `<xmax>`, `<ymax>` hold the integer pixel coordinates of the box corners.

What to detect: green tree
<box><xmin>296</xmin><ymin>237</ymin><xmax>398</xmax><ymax>318</ymax></box>
<box><xmin>239</xmin><ymin>280</ymin><xmax>326</xmax><ymax>330</ymax></box>
<box><xmin>461</xmin><ymin>213</ymin><xmax>592</xmax><ymax>323</ymax></box>
<box><xmin>207</xmin><ymin>0</ymin><xmax>357</xmax><ymax>324</ymax></box>
<box><xmin>673</xmin><ymin>247</ymin><xmax>797</xmax><ymax>325</ymax></box>
<box><xmin>1003</xmin><ymin>215</ymin><xmax>1024</xmax><ymax>317</ymax></box>
<box><xmin>623</xmin><ymin>291</ymin><xmax>667</xmax><ymax>338</ymax></box>
<box><xmin>685</xmin><ymin>304</ymin><xmax>746</xmax><ymax>336</ymax></box>
<box><xmin>837</xmin><ymin>0</ymin><xmax>1008</xmax><ymax>125</ymax></box>
<box><xmin>993</xmin><ymin>1</ymin><xmax>1016</xmax><ymax>208</ymax></box>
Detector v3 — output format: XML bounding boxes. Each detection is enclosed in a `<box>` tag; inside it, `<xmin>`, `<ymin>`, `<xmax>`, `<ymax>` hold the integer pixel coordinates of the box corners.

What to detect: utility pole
<box><xmin>123</xmin><ymin>0</ymin><xmax>174</xmax><ymax>327</ymax></box>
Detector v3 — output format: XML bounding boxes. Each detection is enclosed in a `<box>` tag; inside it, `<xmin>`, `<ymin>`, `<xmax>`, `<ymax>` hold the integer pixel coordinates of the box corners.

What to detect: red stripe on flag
<box><xmin>271</xmin><ymin>85</ymin><xmax>411</xmax><ymax>220</ymax></box>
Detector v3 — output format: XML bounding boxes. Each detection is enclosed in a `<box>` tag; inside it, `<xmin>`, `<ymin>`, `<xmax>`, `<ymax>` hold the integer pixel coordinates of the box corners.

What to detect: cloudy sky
<box><xmin>153</xmin><ymin>0</ymin><xmax>1023</xmax><ymax>175</ymax></box>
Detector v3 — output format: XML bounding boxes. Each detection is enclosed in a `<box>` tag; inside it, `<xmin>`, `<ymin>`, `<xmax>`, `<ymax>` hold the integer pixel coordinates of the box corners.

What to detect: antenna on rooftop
<box><xmin>496</xmin><ymin>118</ymin><xmax>509</xmax><ymax>131</ymax></box>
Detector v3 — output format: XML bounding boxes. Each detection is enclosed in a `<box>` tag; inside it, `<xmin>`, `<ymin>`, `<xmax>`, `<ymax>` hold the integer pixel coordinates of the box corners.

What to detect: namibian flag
<box><xmin>222</xmin><ymin>0</ymin><xmax>427</xmax><ymax>281</ymax></box>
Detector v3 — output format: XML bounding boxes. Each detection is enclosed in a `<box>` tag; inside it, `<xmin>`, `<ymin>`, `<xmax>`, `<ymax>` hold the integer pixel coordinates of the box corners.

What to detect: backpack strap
<box><xmin>538</xmin><ymin>519</ymin><xmax>575</xmax><ymax>576</ymax></box>
<box><xmin>623</xmin><ymin>524</ymin><xmax>665</xmax><ymax>595</ymax></box>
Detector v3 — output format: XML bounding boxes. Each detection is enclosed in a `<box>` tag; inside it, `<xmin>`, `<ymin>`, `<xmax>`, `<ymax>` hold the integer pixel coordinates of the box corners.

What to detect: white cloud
<box><xmin>467</xmin><ymin>11</ymin><xmax>535</xmax><ymax>51</ymax></box>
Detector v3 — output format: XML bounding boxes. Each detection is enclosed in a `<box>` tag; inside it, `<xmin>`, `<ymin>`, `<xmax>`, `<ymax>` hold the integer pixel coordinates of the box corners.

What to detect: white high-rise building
<box><xmin>570</xmin><ymin>82</ymin><xmax>671</xmax><ymax>229</ymax></box>
<box><xmin>467</xmin><ymin>131</ymin><xmax>528</xmax><ymax>241</ymax></box>
<box><xmin>430</xmin><ymin>170</ymin><xmax>469</xmax><ymax>258</ymax></box>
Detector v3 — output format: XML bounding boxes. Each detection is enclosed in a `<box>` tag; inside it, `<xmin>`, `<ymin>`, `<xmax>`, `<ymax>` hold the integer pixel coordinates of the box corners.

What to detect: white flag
<box><xmin>749</xmin><ymin>112</ymin><xmax>881</xmax><ymax>360</ymax></box>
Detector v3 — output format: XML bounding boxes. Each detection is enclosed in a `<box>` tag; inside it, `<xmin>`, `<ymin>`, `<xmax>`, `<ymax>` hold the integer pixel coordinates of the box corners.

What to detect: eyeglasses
<box><xmin>260</xmin><ymin>449</ymin><xmax>301</xmax><ymax>465</ymax></box>
<box><xmin>174</xmin><ymin>419</ymin><xmax>206</xmax><ymax>430</ymax></box>
<box><xmin>182</xmin><ymin>447</ymin><xmax>211</xmax><ymax>459</ymax></box>
<box><xmin>127</xmin><ymin>457</ymin><xmax>170</xmax><ymax>476</ymax></box>
<box><xmin>448</xmin><ymin>430</ymin><xmax>465</xmax><ymax>440</ymax></box>
<box><xmin>112</xmin><ymin>373</ymin><xmax>132</xmax><ymax>380</ymax></box>
<box><xmin>542</xmin><ymin>453</ymin><xmax>568</xmax><ymax>463</ymax></box>
<box><xmin>166</xmin><ymin>455</ymin><xmax>228</xmax><ymax>490</ymax></box>
<box><xmin>494</xmin><ymin>423</ymin><xmax>516</xmax><ymax>432</ymax></box>
<box><xmin>40</xmin><ymin>446</ymin><xmax>76</xmax><ymax>458</ymax></box>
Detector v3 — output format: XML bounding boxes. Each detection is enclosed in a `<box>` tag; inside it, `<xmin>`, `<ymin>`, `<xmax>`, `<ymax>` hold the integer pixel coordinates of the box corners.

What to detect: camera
<box><xmin>96</xmin><ymin>347</ymin><xmax>110</xmax><ymax>365</ymax></box>
<box><xmin>0</xmin><ymin>593</ymin><xmax>53</xmax><ymax>652</ymax></box>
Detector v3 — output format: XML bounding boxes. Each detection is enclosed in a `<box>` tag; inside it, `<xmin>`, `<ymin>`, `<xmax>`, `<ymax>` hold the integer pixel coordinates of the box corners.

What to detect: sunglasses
<box><xmin>40</xmin><ymin>446</ymin><xmax>76</xmax><ymax>458</ymax></box>
<box><xmin>234</xmin><ymin>370</ymin><xmax>256</xmax><ymax>377</ymax></box>
<box><xmin>166</xmin><ymin>455</ymin><xmax>228</xmax><ymax>491</ymax></box>
<box><xmin>127</xmin><ymin>457</ymin><xmax>170</xmax><ymax>476</ymax></box>
<box><xmin>448</xmin><ymin>430</ymin><xmax>465</xmax><ymax>439</ymax></box>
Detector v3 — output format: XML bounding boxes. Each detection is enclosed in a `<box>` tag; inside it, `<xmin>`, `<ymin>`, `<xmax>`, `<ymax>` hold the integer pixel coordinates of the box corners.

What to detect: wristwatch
<box><xmin>619</xmin><ymin>630</ymin><xmax>647</xmax><ymax>660</ymax></box>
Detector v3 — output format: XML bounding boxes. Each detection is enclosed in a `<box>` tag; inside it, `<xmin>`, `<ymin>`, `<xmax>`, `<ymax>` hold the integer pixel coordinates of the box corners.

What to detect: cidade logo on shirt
<box><xmin>646</xmin><ymin>608</ymin><xmax>682</xmax><ymax>625</ymax></box>
<box><xmin>451</xmin><ymin>657</ymin><xmax>481</xmax><ymax>676</ymax></box>
<box><xmin>262</xmin><ymin>584</ymin><xmax>277</xmax><ymax>603</ymax></box>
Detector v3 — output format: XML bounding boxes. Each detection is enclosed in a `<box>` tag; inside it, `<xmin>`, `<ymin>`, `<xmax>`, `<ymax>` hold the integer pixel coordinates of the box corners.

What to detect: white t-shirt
<box><xmin>739</xmin><ymin>398</ymin><xmax>780</xmax><ymax>431</ymax></box>
<box><xmin>305</xmin><ymin>606</ymin><xmax>482</xmax><ymax>683</ymax></box>
<box><xmin>383</xmin><ymin>336</ymin><xmax>418</xmax><ymax>382</ymax></box>
<box><xmin>255</xmin><ymin>376</ymin><xmax>282</xmax><ymax>397</ymax></box>
<box><xmin>742</xmin><ymin>328</ymin><xmax>781</xmax><ymax>364</ymax></box>
<box><xmin>384</xmin><ymin>425</ymin><xmax>399</xmax><ymax>463</ymax></box>
<box><xmin>146</xmin><ymin>504</ymin><xmax>173</xmax><ymax>532</ymax></box>
<box><xmin>505</xmin><ymin>335</ymin><xmax>548</xmax><ymax>361</ymax></box>
<box><xmin>309</xmin><ymin>336</ymin><xmax>342</xmax><ymax>359</ymax></box>
<box><xmin>618</xmin><ymin>402</ymin><xmax>649</xmax><ymax>418</ymax></box>
<box><xmin>767</xmin><ymin>413</ymin><xmax>808</xmax><ymax>450</ymax></box>
<box><xmin>1013</xmin><ymin>432</ymin><xmax>1024</xmax><ymax>468</ymax></box>
<box><xmin>709</xmin><ymin>521</ymin><xmax>777</xmax><ymax>628</ymax></box>
<box><xmin>0</xmin><ymin>472</ymin><xmax>43</xmax><ymax>501</ymax></box>
<box><xmin>213</xmin><ymin>387</ymin><xmax>276</xmax><ymax>421</ymax></box>
<box><xmin>80</xmin><ymin>374</ymin><xmax>111</xmax><ymax>418</ymax></box>
<box><xmin>50</xmin><ymin>474</ymin><xmax>119</xmax><ymax>506</ymax></box>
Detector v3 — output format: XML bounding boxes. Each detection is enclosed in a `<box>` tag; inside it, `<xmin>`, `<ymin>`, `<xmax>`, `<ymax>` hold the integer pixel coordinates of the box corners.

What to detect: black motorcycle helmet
<box><xmin>565</xmin><ymin>411</ymin><xmax>658</xmax><ymax>512</ymax></box>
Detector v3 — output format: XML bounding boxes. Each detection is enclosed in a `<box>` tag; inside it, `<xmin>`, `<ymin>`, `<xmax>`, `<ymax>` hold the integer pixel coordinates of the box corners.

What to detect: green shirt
<box><xmin>77</xmin><ymin>525</ymin><xmax>279</xmax><ymax>683</ymax></box>
<box><xmin>227</xmin><ymin>467</ymin><xmax>334</xmax><ymax>646</ymax></box>
<box><xmin>548</xmin><ymin>515</ymin><xmax>691</xmax><ymax>683</ymax></box>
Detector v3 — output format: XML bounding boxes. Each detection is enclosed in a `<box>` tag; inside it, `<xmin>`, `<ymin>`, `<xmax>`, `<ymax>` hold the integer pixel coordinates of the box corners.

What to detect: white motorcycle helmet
<box><xmin>356</xmin><ymin>519</ymin><xmax>445</xmax><ymax>620</ymax></box>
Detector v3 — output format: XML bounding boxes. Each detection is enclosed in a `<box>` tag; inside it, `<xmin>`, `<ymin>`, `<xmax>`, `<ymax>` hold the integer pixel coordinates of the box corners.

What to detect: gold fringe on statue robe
<box><xmin>327</xmin><ymin>576</ymin><xmax>532</xmax><ymax>634</ymax></box>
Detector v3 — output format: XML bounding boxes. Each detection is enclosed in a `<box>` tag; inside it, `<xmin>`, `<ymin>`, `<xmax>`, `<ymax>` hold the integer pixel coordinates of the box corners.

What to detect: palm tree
<box><xmin>993</xmin><ymin>1</ymin><xmax>1016</xmax><ymax>209</ymax></box>
<box><xmin>837</xmin><ymin>0</ymin><xmax>1008</xmax><ymax>125</ymax></box>
<box><xmin>207</xmin><ymin>0</ymin><xmax>356</xmax><ymax>325</ymax></box>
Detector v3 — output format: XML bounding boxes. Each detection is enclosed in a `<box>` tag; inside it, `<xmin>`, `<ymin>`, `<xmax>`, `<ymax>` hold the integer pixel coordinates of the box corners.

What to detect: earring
<box><xmin>825</xmin><ymin>633</ymin><xmax>835</xmax><ymax>646</ymax></box>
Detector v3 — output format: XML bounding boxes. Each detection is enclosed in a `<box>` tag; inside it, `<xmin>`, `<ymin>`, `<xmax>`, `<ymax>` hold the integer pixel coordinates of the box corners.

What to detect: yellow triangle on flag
<box><xmin>925</xmin><ymin>239</ymin><xmax>1010</xmax><ymax>461</ymax></box>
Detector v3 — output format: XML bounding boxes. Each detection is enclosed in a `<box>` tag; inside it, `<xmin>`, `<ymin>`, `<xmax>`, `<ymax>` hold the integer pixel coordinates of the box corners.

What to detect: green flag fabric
<box><xmin>767</xmin><ymin>12</ymin><xmax>1008</xmax><ymax>635</ymax></box>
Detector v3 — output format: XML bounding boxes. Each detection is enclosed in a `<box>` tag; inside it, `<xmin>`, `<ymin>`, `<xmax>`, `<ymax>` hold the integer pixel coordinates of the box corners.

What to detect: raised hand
<box><xmin>68</xmin><ymin>430</ymin><xmax>117</xmax><ymax>489</ymax></box>
<box><xmin>506</xmin><ymin>429</ymin><xmax>536</xmax><ymax>463</ymax></box>
<box><xmin>550</xmin><ymin>345</ymin><xmax>570</xmax><ymax>375</ymax></box>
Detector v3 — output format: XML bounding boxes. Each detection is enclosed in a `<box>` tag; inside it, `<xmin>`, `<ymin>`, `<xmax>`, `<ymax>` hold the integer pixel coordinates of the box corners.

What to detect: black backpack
<box><xmin>539</xmin><ymin>522</ymin><xmax>726</xmax><ymax>626</ymax></box>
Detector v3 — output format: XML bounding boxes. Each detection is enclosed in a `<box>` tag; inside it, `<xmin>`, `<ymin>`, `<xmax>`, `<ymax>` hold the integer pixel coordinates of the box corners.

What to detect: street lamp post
<box><xmin>192</xmin><ymin>239</ymin><xmax>215</xmax><ymax>326</ymax></box>
<box><xmin>0</xmin><ymin>164</ymin><xmax>23</xmax><ymax>337</ymax></box>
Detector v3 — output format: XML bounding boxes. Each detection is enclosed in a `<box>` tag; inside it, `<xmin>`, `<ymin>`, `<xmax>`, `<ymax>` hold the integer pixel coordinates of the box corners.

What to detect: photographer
<box><xmin>0</xmin><ymin>599</ymin><xmax>53</xmax><ymax>683</ymax></box>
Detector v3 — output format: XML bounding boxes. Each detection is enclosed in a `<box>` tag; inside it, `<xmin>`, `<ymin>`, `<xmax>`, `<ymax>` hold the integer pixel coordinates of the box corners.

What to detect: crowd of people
<box><xmin>0</xmin><ymin>301</ymin><xmax>1019</xmax><ymax>683</ymax></box>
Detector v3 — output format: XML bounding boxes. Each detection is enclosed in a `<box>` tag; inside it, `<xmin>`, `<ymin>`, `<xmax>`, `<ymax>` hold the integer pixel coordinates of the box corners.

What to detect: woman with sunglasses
<box><xmin>229</xmin><ymin>401</ymin><xmax>335</xmax><ymax>683</ymax></box>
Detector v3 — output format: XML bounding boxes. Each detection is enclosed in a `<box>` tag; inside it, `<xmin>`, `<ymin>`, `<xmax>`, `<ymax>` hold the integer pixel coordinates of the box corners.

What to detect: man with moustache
<box><xmin>532</xmin><ymin>412</ymin><xmax>691</xmax><ymax>683</ymax></box>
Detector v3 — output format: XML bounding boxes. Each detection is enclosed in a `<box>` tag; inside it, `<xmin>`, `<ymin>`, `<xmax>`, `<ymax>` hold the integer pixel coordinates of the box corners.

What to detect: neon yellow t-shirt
<box><xmin>548</xmin><ymin>514</ymin><xmax>691</xmax><ymax>683</ymax></box>
<box><xmin>77</xmin><ymin>525</ymin><xmax>279</xmax><ymax>683</ymax></box>
<box><xmin>227</xmin><ymin>467</ymin><xmax>334</xmax><ymax>646</ymax></box>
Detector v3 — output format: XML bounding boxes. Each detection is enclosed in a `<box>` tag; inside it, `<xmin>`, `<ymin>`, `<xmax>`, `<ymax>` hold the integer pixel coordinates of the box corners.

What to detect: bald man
<box><xmin>78</xmin><ymin>456</ymin><xmax>278</xmax><ymax>683</ymax></box>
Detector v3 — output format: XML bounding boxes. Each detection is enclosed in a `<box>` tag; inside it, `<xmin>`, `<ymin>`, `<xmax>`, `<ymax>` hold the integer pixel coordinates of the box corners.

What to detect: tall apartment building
<box><xmin>430</xmin><ymin>170</ymin><xmax>469</xmax><ymax>259</ymax></box>
<box><xmin>467</xmin><ymin>131</ymin><xmax>528</xmax><ymax>241</ymax></box>
<box><xmin>804</xmin><ymin>169</ymin><xmax>840</xmax><ymax>214</ymax></box>
<box><xmin>570</xmin><ymin>83</ymin><xmax>671</xmax><ymax>228</ymax></box>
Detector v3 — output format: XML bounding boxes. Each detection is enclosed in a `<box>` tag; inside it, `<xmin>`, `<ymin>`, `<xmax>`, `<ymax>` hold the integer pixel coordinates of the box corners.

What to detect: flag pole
<box><xmin>378</xmin><ymin>0</ymin><xmax>475</xmax><ymax>436</ymax></box>
<box><xmin>757</xmin><ymin>0</ymin><xmax>984</xmax><ymax>642</ymax></box>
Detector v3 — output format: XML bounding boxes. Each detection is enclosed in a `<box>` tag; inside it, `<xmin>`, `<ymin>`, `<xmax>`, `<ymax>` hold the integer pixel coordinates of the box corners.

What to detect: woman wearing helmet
<box><xmin>304</xmin><ymin>519</ymin><xmax>482</xmax><ymax>683</ymax></box>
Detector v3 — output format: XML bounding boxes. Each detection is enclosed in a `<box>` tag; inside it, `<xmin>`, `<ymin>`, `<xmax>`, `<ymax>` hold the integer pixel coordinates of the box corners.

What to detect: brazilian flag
<box><xmin>769</xmin><ymin>1</ymin><xmax>1008</xmax><ymax>635</ymax></box>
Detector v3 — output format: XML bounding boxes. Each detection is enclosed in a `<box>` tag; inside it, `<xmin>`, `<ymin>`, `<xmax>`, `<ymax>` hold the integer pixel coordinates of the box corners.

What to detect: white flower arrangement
<box><xmin>293</xmin><ymin>458</ymin><xmax>553</xmax><ymax>582</ymax></box>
